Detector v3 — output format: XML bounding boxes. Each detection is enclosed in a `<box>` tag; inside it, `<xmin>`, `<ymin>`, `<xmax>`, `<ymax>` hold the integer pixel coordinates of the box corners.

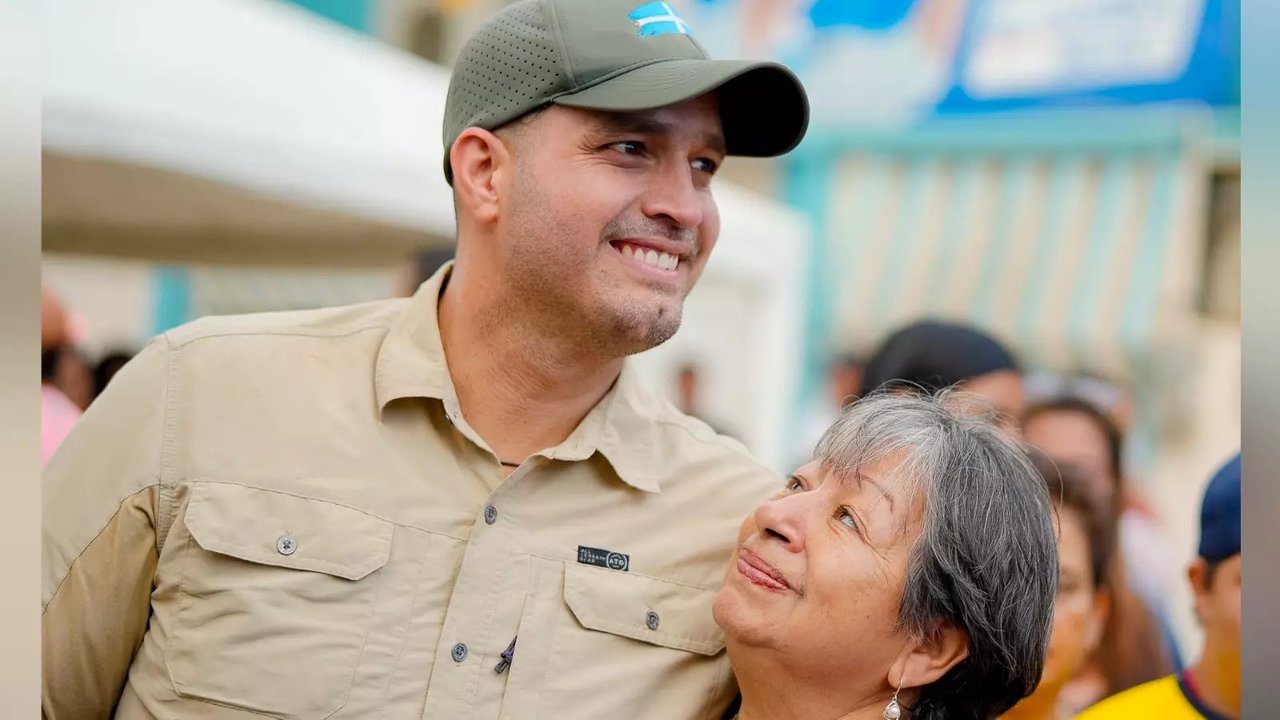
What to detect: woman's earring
<box><xmin>881</xmin><ymin>688</ymin><xmax>902</xmax><ymax>720</ymax></box>
<box><xmin>883</xmin><ymin>665</ymin><xmax>906</xmax><ymax>720</ymax></box>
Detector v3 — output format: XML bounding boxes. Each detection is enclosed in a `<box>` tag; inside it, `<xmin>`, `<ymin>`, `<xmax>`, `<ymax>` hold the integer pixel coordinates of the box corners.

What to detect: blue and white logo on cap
<box><xmin>628</xmin><ymin>2</ymin><xmax>693</xmax><ymax>38</ymax></box>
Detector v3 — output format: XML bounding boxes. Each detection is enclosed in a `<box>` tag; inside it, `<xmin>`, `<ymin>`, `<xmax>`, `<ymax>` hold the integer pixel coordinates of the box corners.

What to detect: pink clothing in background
<box><xmin>42</xmin><ymin>384</ymin><xmax>82</xmax><ymax>468</ymax></box>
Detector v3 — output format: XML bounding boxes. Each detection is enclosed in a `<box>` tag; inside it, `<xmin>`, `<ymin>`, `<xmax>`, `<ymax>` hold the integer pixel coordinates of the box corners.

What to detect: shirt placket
<box><xmin>420</xmin><ymin>493</ymin><xmax>513</xmax><ymax>719</ymax></box>
<box><xmin>422</xmin><ymin>400</ymin><xmax>531</xmax><ymax>720</ymax></box>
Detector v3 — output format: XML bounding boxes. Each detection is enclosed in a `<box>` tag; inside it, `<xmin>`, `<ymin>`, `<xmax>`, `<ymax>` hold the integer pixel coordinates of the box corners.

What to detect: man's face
<box><xmin>496</xmin><ymin>94</ymin><xmax>725</xmax><ymax>355</ymax></box>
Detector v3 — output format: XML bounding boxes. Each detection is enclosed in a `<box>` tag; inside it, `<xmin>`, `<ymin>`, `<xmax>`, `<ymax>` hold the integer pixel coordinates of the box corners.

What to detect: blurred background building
<box><xmin>43</xmin><ymin>0</ymin><xmax>1239</xmax><ymax>664</ymax></box>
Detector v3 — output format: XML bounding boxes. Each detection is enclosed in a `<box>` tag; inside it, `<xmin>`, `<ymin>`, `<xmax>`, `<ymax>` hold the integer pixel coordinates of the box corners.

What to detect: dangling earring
<box><xmin>883</xmin><ymin>665</ymin><xmax>906</xmax><ymax>720</ymax></box>
<box><xmin>881</xmin><ymin>688</ymin><xmax>902</xmax><ymax>720</ymax></box>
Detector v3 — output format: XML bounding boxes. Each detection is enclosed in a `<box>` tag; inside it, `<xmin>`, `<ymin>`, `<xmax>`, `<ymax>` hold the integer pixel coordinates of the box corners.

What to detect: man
<box><xmin>1079</xmin><ymin>453</ymin><xmax>1241</xmax><ymax>720</ymax></box>
<box><xmin>41</xmin><ymin>1</ymin><xmax>808</xmax><ymax>718</ymax></box>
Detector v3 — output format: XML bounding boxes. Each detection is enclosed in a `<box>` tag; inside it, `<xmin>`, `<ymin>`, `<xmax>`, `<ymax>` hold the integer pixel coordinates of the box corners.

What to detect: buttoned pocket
<box><xmin>524</xmin><ymin>563</ymin><xmax>730</xmax><ymax>720</ymax></box>
<box><xmin>563</xmin><ymin>563</ymin><xmax>725</xmax><ymax>655</ymax></box>
<box><xmin>167</xmin><ymin>481</ymin><xmax>392</xmax><ymax>720</ymax></box>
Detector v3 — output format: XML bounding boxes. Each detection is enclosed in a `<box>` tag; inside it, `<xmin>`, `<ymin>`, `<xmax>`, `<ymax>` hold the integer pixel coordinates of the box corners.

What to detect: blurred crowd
<box><xmin>765</xmin><ymin>318</ymin><xmax>1237</xmax><ymax>719</ymax></box>
<box><xmin>40</xmin><ymin>288</ymin><xmax>134</xmax><ymax>468</ymax></box>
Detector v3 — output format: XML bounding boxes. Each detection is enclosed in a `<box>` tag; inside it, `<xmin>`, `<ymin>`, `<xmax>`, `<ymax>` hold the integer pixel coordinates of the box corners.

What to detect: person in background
<box><xmin>41</xmin><ymin>288</ymin><xmax>83</xmax><ymax>468</ymax></box>
<box><xmin>54</xmin><ymin>347</ymin><xmax>95</xmax><ymax>411</ymax></box>
<box><xmin>92</xmin><ymin>350</ymin><xmax>137</xmax><ymax>401</ymax></box>
<box><xmin>1022</xmin><ymin>397</ymin><xmax>1181</xmax><ymax>625</ymax></box>
<box><xmin>1002</xmin><ymin>455</ymin><xmax>1114</xmax><ymax>720</ymax></box>
<box><xmin>1023</xmin><ymin>397</ymin><xmax>1180</xmax><ymax>705</ymax></box>
<box><xmin>858</xmin><ymin>319</ymin><xmax>1024</xmax><ymax>432</ymax></box>
<box><xmin>1078</xmin><ymin>453</ymin><xmax>1241</xmax><ymax>720</ymax></box>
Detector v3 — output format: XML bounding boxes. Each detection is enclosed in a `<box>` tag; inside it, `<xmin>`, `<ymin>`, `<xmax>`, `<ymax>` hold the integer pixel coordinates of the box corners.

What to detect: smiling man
<box><xmin>42</xmin><ymin>1</ymin><xmax>807</xmax><ymax>719</ymax></box>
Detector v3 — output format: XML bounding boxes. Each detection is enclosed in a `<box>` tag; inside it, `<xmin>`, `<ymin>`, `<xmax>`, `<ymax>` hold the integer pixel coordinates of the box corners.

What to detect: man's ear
<box><xmin>1188</xmin><ymin>558</ymin><xmax>1210</xmax><ymax>624</ymax></box>
<box><xmin>450</xmin><ymin>127</ymin><xmax>512</xmax><ymax>224</ymax></box>
<box><xmin>889</xmin><ymin>623</ymin><xmax>970</xmax><ymax>692</ymax></box>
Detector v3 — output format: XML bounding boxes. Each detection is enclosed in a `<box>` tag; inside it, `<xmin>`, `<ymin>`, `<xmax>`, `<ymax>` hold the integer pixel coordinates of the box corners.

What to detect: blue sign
<box><xmin>685</xmin><ymin>0</ymin><xmax>1237</xmax><ymax>126</ymax></box>
<box><xmin>938</xmin><ymin>0</ymin><xmax>1238</xmax><ymax>112</ymax></box>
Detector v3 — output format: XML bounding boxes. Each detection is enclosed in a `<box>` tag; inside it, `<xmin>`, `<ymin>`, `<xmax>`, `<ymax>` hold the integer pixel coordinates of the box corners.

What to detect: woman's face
<box><xmin>962</xmin><ymin>369</ymin><xmax>1025</xmax><ymax>432</ymax></box>
<box><xmin>1023</xmin><ymin>410</ymin><xmax>1118</xmax><ymax>506</ymax></box>
<box><xmin>713</xmin><ymin>456</ymin><xmax>922</xmax><ymax>688</ymax></box>
<box><xmin>1037</xmin><ymin>507</ymin><xmax>1108</xmax><ymax>700</ymax></box>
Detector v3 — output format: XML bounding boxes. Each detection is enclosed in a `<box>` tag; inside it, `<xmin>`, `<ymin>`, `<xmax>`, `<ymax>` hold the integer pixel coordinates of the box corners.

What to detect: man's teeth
<box><xmin>619</xmin><ymin>244</ymin><xmax>679</xmax><ymax>270</ymax></box>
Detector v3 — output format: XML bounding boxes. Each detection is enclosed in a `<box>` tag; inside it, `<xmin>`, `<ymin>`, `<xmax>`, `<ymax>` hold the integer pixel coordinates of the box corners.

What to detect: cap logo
<box><xmin>627</xmin><ymin>2</ymin><xmax>693</xmax><ymax>38</ymax></box>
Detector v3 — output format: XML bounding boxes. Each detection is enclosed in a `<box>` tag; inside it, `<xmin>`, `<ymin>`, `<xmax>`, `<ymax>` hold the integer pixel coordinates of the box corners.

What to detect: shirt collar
<box><xmin>374</xmin><ymin>262</ymin><xmax>454</xmax><ymax>408</ymax></box>
<box><xmin>1177</xmin><ymin>669</ymin><xmax>1232</xmax><ymax>720</ymax></box>
<box><xmin>373</xmin><ymin>261</ymin><xmax>663</xmax><ymax>494</ymax></box>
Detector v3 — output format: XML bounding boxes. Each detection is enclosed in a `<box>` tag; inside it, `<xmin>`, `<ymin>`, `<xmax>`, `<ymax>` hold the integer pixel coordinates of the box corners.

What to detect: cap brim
<box><xmin>552</xmin><ymin>59</ymin><xmax>809</xmax><ymax>158</ymax></box>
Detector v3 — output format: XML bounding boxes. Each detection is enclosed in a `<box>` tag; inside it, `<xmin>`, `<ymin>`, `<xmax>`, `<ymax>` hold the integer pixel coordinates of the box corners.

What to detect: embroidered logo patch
<box><xmin>627</xmin><ymin>1</ymin><xmax>693</xmax><ymax>38</ymax></box>
<box><xmin>578</xmin><ymin>545</ymin><xmax>630</xmax><ymax>572</ymax></box>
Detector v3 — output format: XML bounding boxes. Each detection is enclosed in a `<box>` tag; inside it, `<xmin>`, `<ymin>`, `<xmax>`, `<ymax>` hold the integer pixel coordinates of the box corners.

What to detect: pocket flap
<box><xmin>563</xmin><ymin>563</ymin><xmax>725</xmax><ymax>655</ymax></box>
<box><xmin>185</xmin><ymin>482</ymin><xmax>392</xmax><ymax>581</ymax></box>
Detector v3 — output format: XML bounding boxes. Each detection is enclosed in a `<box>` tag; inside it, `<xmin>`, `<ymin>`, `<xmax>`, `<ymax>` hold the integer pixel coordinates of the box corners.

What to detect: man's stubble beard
<box><xmin>502</xmin><ymin>168</ymin><xmax>687</xmax><ymax>360</ymax></box>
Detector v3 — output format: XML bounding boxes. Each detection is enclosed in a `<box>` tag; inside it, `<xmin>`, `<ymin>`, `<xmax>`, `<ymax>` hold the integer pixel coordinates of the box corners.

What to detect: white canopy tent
<box><xmin>41</xmin><ymin>0</ymin><xmax>811</xmax><ymax>469</ymax></box>
<box><xmin>44</xmin><ymin>0</ymin><xmax>457</xmax><ymax>265</ymax></box>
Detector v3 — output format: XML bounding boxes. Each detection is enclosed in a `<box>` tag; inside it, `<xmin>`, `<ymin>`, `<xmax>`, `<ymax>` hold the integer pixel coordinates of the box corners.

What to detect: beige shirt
<box><xmin>42</xmin><ymin>265</ymin><xmax>779</xmax><ymax>720</ymax></box>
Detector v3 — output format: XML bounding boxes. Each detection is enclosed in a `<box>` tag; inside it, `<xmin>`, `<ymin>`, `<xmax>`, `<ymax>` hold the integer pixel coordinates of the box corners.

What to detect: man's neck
<box><xmin>1187</xmin><ymin>643</ymin><xmax>1240</xmax><ymax>719</ymax></box>
<box><xmin>437</xmin><ymin>272</ymin><xmax>624</xmax><ymax>465</ymax></box>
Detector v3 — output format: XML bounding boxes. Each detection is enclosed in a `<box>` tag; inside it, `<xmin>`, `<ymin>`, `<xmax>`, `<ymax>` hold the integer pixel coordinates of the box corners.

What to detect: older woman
<box><xmin>714</xmin><ymin>391</ymin><xmax>1058</xmax><ymax>720</ymax></box>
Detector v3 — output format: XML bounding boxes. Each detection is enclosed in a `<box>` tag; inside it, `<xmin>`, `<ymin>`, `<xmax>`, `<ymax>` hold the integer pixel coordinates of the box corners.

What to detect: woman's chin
<box><xmin>713</xmin><ymin>582</ymin><xmax>767</xmax><ymax>646</ymax></box>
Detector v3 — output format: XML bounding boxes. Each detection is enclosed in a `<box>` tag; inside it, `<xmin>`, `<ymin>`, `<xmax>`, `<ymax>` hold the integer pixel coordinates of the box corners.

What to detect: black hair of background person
<box><xmin>858</xmin><ymin>319</ymin><xmax>1020</xmax><ymax>397</ymax></box>
<box><xmin>92</xmin><ymin>350</ymin><xmax>136</xmax><ymax>401</ymax></box>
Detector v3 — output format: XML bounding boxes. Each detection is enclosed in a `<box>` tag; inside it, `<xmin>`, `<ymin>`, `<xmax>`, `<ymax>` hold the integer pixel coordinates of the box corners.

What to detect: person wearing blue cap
<box><xmin>1078</xmin><ymin>453</ymin><xmax>1241</xmax><ymax>720</ymax></box>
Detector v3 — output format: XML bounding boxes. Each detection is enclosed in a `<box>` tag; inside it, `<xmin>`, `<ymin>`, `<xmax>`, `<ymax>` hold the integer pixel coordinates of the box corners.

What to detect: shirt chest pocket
<box><xmin>518</xmin><ymin>563</ymin><xmax>730</xmax><ymax>720</ymax></box>
<box><xmin>166</xmin><ymin>482</ymin><xmax>393</xmax><ymax>720</ymax></box>
<box><xmin>563</xmin><ymin>564</ymin><xmax>725</xmax><ymax>655</ymax></box>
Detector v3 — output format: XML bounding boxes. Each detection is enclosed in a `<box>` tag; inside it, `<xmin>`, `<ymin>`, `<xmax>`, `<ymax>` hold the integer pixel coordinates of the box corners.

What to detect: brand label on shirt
<box><xmin>577</xmin><ymin>545</ymin><xmax>629</xmax><ymax>572</ymax></box>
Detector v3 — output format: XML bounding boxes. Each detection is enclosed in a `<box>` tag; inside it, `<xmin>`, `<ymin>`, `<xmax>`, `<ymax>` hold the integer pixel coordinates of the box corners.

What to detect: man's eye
<box><xmin>609</xmin><ymin>141</ymin><xmax>645</xmax><ymax>155</ymax></box>
<box><xmin>692</xmin><ymin>157</ymin><xmax>719</xmax><ymax>174</ymax></box>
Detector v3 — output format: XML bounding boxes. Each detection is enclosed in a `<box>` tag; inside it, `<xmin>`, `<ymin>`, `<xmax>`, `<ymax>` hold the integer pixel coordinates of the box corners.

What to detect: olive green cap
<box><xmin>442</xmin><ymin>0</ymin><xmax>809</xmax><ymax>183</ymax></box>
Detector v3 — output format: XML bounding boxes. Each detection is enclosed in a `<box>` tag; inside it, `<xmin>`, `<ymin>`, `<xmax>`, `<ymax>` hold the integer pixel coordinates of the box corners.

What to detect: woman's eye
<box><xmin>838</xmin><ymin>508</ymin><xmax>858</xmax><ymax>529</ymax></box>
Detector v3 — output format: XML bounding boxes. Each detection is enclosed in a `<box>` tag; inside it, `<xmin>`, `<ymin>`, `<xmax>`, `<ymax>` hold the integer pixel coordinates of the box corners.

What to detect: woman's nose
<box><xmin>752</xmin><ymin>494</ymin><xmax>808</xmax><ymax>554</ymax></box>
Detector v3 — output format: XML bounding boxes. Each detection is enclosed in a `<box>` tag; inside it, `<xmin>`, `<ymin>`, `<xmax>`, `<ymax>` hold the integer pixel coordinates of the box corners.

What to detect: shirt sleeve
<box><xmin>42</xmin><ymin>335</ymin><xmax>172</xmax><ymax>719</ymax></box>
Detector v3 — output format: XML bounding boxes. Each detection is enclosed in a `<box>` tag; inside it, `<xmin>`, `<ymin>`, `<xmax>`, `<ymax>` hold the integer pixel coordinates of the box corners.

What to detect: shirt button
<box><xmin>645</xmin><ymin>611</ymin><xmax>660</xmax><ymax>631</ymax></box>
<box><xmin>484</xmin><ymin>504</ymin><xmax>498</xmax><ymax>525</ymax></box>
<box><xmin>276</xmin><ymin>535</ymin><xmax>297</xmax><ymax>556</ymax></box>
<box><xmin>451</xmin><ymin>642</ymin><xmax>468</xmax><ymax>663</ymax></box>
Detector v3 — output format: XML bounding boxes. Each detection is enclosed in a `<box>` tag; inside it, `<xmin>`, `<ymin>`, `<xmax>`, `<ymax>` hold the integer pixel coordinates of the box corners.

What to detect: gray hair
<box><xmin>814</xmin><ymin>390</ymin><xmax>1057</xmax><ymax>720</ymax></box>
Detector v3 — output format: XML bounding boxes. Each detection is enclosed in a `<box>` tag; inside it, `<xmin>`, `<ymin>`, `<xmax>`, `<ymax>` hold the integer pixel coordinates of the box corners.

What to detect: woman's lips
<box><xmin>737</xmin><ymin>547</ymin><xmax>791</xmax><ymax>592</ymax></box>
